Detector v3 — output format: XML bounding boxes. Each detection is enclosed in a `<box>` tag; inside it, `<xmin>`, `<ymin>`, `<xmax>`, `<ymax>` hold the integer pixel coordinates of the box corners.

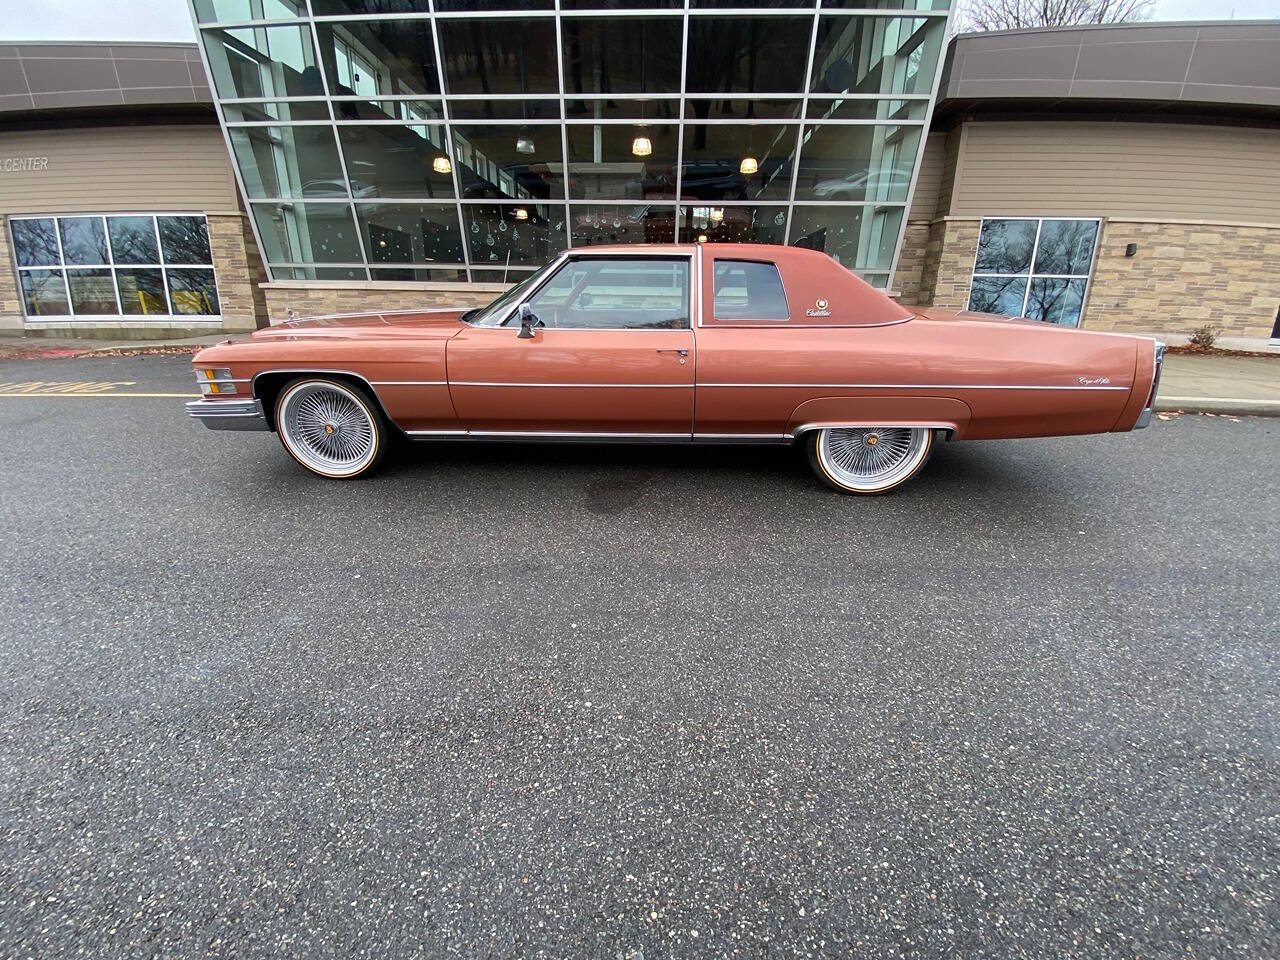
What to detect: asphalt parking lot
<box><xmin>1</xmin><ymin>355</ymin><xmax>1277</xmax><ymax>959</ymax></box>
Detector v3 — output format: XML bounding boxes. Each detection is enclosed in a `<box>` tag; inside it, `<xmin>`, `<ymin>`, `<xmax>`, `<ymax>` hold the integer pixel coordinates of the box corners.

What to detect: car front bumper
<box><xmin>185</xmin><ymin>397</ymin><xmax>269</xmax><ymax>431</ymax></box>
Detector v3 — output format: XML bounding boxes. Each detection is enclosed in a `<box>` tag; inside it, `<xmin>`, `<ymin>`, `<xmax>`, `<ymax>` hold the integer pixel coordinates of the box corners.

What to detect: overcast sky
<box><xmin>3</xmin><ymin>0</ymin><xmax>1277</xmax><ymax>43</ymax></box>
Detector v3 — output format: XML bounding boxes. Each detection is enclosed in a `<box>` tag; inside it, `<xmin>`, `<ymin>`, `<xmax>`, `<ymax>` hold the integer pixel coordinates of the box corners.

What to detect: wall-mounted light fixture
<box><xmin>1125</xmin><ymin>242</ymin><xmax>1138</xmax><ymax>257</ymax></box>
<box><xmin>432</xmin><ymin>155</ymin><xmax>452</xmax><ymax>175</ymax></box>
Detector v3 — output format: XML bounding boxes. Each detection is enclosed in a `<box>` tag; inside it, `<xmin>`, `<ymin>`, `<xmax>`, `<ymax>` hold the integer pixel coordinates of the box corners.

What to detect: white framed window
<box><xmin>968</xmin><ymin>218</ymin><xmax>1101</xmax><ymax>327</ymax></box>
<box><xmin>9</xmin><ymin>214</ymin><xmax>221</xmax><ymax>321</ymax></box>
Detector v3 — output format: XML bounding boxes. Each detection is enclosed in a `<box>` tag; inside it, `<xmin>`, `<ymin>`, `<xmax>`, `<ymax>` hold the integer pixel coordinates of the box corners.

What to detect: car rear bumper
<box><xmin>185</xmin><ymin>397</ymin><xmax>268</xmax><ymax>431</ymax></box>
<box><xmin>1133</xmin><ymin>340</ymin><xmax>1166</xmax><ymax>430</ymax></box>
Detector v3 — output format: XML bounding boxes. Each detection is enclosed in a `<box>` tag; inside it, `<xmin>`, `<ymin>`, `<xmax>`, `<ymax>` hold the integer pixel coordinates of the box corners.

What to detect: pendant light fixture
<box><xmin>432</xmin><ymin>154</ymin><xmax>452</xmax><ymax>175</ymax></box>
<box><xmin>739</xmin><ymin>155</ymin><xmax>759</xmax><ymax>175</ymax></box>
<box><xmin>514</xmin><ymin>207</ymin><xmax>529</xmax><ymax>221</ymax></box>
<box><xmin>631</xmin><ymin>135</ymin><xmax>652</xmax><ymax>158</ymax></box>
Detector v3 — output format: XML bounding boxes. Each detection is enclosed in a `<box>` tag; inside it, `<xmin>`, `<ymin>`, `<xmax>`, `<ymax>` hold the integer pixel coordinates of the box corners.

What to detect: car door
<box><xmin>447</xmin><ymin>254</ymin><xmax>696</xmax><ymax>437</ymax></box>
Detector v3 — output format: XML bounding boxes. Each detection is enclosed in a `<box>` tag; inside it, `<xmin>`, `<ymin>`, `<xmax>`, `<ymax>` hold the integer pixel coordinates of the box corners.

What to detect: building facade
<box><xmin>0</xmin><ymin>42</ymin><xmax>267</xmax><ymax>338</ymax></box>
<box><xmin>3</xmin><ymin>19</ymin><xmax>1278</xmax><ymax>344</ymax></box>
<box><xmin>189</xmin><ymin>0</ymin><xmax>953</xmax><ymax>319</ymax></box>
<box><xmin>898</xmin><ymin>21</ymin><xmax>1280</xmax><ymax>344</ymax></box>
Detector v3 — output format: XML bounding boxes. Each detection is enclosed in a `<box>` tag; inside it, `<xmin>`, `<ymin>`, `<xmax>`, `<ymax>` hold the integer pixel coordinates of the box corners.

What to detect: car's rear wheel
<box><xmin>275</xmin><ymin>378</ymin><xmax>385</xmax><ymax>479</ymax></box>
<box><xmin>807</xmin><ymin>426</ymin><xmax>932</xmax><ymax>495</ymax></box>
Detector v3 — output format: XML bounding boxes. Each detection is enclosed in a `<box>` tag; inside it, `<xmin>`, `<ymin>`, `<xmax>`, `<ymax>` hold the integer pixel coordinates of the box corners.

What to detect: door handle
<box><xmin>656</xmin><ymin>348</ymin><xmax>689</xmax><ymax>365</ymax></box>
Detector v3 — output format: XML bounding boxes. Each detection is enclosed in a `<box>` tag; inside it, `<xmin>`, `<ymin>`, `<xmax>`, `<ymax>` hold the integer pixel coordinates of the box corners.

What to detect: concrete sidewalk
<box><xmin>2</xmin><ymin>332</ymin><xmax>1278</xmax><ymax>416</ymax></box>
<box><xmin>1157</xmin><ymin>353</ymin><xmax>1280</xmax><ymax>417</ymax></box>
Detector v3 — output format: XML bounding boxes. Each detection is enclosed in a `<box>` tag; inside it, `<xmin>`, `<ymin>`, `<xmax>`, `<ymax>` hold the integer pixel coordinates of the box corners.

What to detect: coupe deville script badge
<box><xmin>1078</xmin><ymin>376</ymin><xmax>1112</xmax><ymax>385</ymax></box>
<box><xmin>805</xmin><ymin>298</ymin><xmax>832</xmax><ymax>317</ymax></box>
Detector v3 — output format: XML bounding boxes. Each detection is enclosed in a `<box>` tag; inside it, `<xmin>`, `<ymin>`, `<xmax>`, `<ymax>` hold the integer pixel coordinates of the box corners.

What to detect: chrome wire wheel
<box><xmin>811</xmin><ymin>426</ymin><xmax>932</xmax><ymax>494</ymax></box>
<box><xmin>276</xmin><ymin>379</ymin><xmax>382</xmax><ymax>479</ymax></box>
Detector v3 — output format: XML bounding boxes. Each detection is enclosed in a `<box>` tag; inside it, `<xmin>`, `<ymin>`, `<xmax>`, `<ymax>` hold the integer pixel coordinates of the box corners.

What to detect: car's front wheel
<box><xmin>275</xmin><ymin>378</ymin><xmax>386</xmax><ymax>479</ymax></box>
<box><xmin>806</xmin><ymin>426</ymin><xmax>932</xmax><ymax>495</ymax></box>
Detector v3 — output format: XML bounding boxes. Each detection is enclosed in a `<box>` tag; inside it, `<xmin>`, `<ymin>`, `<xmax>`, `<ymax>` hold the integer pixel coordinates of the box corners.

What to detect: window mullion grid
<box><xmin>50</xmin><ymin>216</ymin><xmax>73</xmax><ymax>316</ymax></box>
<box><xmin>554</xmin><ymin>0</ymin><xmax>573</xmax><ymax>254</ymax></box>
<box><xmin>1023</xmin><ymin>219</ymin><xmax>1045</xmax><ymax>317</ymax></box>
<box><xmin>427</xmin><ymin>0</ymin><xmax>473</xmax><ymax>282</ymax></box>
<box><xmin>305</xmin><ymin>2</ymin><xmax>370</xmax><ymax>281</ymax></box>
<box><xmin>783</xmin><ymin>8</ymin><xmax>823</xmax><ymax>246</ymax></box>
<box><xmin>673</xmin><ymin>0</ymin><xmax>690</xmax><ymax>245</ymax></box>
<box><xmin>100</xmin><ymin>215</ymin><xmax>123</xmax><ymax>315</ymax></box>
<box><xmin>151</xmin><ymin>216</ymin><xmax>175</xmax><ymax>315</ymax></box>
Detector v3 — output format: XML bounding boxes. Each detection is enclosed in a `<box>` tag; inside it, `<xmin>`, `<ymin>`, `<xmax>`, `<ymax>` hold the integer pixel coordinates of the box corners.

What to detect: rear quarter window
<box><xmin>711</xmin><ymin>260</ymin><xmax>790</xmax><ymax>323</ymax></box>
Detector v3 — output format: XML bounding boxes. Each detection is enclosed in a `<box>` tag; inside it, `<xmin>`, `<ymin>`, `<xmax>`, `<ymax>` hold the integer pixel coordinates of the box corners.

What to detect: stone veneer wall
<box><xmin>0</xmin><ymin>220</ymin><xmax>22</xmax><ymax>335</ymax></box>
<box><xmin>895</xmin><ymin>216</ymin><xmax>1279</xmax><ymax>339</ymax></box>
<box><xmin>1086</xmin><ymin>221</ymin><xmax>1280</xmax><ymax>339</ymax></box>
<box><xmin>261</xmin><ymin>281</ymin><xmax>509</xmax><ymax>323</ymax></box>
<box><xmin>893</xmin><ymin>221</ymin><xmax>931</xmax><ymax>305</ymax></box>
<box><xmin>207</xmin><ymin>213</ymin><xmax>269</xmax><ymax>332</ymax></box>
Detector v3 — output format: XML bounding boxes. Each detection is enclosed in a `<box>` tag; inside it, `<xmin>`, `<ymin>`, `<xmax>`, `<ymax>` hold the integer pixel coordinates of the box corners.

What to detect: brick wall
<box><xmin>0</xmin><ymin>220</ymin><xmax>23</xmax><ymax>335</ymax></box>
<box><xmin>1085</xmin><ymin>221</ymin><xmax>1280</xmax><ymax>339</ymax></box>
<box><xmin>261</xmin><ymin>282</ymin><xmax>509</xmax><ymax>323</ymax></box>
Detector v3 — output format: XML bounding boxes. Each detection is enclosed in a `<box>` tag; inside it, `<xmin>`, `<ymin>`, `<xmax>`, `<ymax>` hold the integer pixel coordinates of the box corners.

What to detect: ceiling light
<box><xmin>631</xmin><ymin>136</ymin><xmax>652</xmax><ymax>158</ymax></box>
<box><xmin>514</xmin><ymin>207</ymin><xmax>529</xmax><ymax>221</ymax></box>
<box><xmin>740</xmin><ymin>156</ymin><xmax>759</xmax><ymax>175</ymax></box>
<box><xmin>432</xmin><ymin>155</ymin><xmax>452</xmax><ymax>175</ymax></box>
<box><xmin>515</xmin><ymin>136</ymin><xmax>535</xmax><ymax>155</ymax></box>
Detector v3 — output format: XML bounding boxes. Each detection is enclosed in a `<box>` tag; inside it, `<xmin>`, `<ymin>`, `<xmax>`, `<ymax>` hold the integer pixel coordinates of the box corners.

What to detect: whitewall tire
<box><xmin>275</xmin><ymin>378</ymin><xmax>386</xmax><ymax>479</ymax></box>
<box><xmin>807</xmin><ymin>426</ymin><xmax>933</xmax><ymax>495</ymax></box>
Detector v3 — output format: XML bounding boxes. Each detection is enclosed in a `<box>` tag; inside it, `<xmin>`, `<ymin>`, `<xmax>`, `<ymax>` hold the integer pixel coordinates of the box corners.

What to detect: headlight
<box><xmin>195</xmin><ymin>367</ymin><xmax>237</xmax><ymax>395</ymax></box>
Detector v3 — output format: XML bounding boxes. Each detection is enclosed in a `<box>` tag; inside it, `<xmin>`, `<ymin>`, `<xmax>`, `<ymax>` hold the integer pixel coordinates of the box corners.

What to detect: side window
<box><xmin>525</xmin><ymin>258</ymin><xmax>690</xmax><ymax>330</ymax></box>
<box><xmin>712</xmin><ymin>260</ymin><xmax>789</xmax><ymax>322</ymax></box>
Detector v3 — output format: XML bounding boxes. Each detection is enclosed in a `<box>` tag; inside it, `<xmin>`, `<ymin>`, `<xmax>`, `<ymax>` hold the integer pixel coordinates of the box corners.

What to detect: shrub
<box><xmin>1188</xmin><ymin>324</ymin><xmax>1220</xmax><ymax>350</ymax></box>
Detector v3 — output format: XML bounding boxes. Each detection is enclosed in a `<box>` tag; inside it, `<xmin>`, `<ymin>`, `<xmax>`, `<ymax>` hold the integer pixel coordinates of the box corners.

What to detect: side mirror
<box><xmin>517</xmin><ymin>303</ymin><xmax>536</xmax><ymax>339</ymax></box>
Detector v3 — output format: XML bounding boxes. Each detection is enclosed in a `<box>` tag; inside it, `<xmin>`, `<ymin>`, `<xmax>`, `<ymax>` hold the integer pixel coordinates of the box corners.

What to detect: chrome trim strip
<box><xmin>693</xmin><ymin>433</ymin><xmax>791</xmax><ymax>443</ymax></box>
<box><xmin>369</xmin><ymin>380</ymin><xmax>447</xmax><ymax>386</ymax></box>
<box><xmin>790</xmin><ymin>421</ymin><xmax>956</xmax><ymax>438</ymax></box>
<box><xmin>185</xmin><ymin>398</ymin><xmax>268</xmax><ymax>431</ymax></box>
<box><xmin>471</xmin><ymin>431</ymin><xmax>689</xmax><ymax>439</ymax></box>
<box><xmin>451</xmin><ymin>381</ymin><xmax>690</xmax><ymax>388</ymax></box>
<box><xmin>696</xmin><ymin>382</ymin><xmax>1130</xmax><ymax>391</ymax></box>
<box><xmin>1134</xmin><ymin>339</ymin><xmax>1165</xmax><ymax>430</ymax></box>
<box><xmin>405</xmin><ymin>429</ymin><xmax>468</xmax><ymax>436</ymax></box>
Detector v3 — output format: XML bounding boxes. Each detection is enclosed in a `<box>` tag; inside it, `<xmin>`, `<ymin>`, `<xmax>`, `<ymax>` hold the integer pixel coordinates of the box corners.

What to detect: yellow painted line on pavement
<box><xmin>0</xmin><ymin>380</ymin><xmax>195</xmax><ymax>398</ymax></box>
<box><xmin>0</xmin><ymin>392</ymin><xmax>197</xmax><ymax>398</ymax></box>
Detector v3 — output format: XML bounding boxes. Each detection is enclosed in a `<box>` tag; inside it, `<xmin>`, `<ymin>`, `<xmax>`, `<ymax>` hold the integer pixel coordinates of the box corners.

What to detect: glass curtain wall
<box><xmin>194</xmin><ymin>0</ymin><xmax>951</xmax><ymax>286</ymax></box>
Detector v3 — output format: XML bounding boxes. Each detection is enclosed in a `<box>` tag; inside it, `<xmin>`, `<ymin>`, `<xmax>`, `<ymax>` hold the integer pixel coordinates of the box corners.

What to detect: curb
<box><xmin>1155</xmin><ymin>396</ymin><xmax>1280</xmax><ymax>417</ymax></box>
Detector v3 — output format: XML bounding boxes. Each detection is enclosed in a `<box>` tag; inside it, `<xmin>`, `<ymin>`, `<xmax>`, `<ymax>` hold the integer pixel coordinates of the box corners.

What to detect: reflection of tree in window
<box><xmin>159</xmin><ymin>217</ymin><xmax>213</xmax><ymax>265</ymax></box>
<box><xmin>107</xmin><ymin>217</ymin><xmax>160</xmax><ymax>264</ymax></box>
<box><xmin>11</xmin><ymin>219</ymin><xmax>60</xmax><ymax>266</ymax></box>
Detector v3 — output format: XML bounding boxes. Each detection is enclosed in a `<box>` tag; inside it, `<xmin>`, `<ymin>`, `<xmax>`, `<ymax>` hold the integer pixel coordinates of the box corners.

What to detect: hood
<box><xmin>251</xmin><ymin>307</ymin><xmax>470</xmax><ymax>341</ymax></box>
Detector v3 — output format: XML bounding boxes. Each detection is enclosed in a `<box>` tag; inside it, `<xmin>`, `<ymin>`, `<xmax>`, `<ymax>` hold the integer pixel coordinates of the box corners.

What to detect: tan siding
<box><xmin>908</xmin><ymin>133</ymin><xmax>945</xmax><ymax>221</ymax></box>
<box><xmin>0</xmin><ymin>125</ymin><xmax>238</xmax><ymax>215</ymax></box>
<box><xmin>935</xmin><ymin>127</ymin><xmax>962</xmax><ymax>219</ymax></box>
<box><xmin>950</xmin><ymin>121</ymin><xmax>1280</xmax><ymax>224</ymax></box>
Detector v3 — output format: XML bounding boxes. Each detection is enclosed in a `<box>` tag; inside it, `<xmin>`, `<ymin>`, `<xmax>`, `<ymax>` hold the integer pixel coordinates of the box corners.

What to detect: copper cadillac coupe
<box><xmin>186</xmin><ymin>244</ymin><xmax>1164</xmax><ymax>494</ymax></box>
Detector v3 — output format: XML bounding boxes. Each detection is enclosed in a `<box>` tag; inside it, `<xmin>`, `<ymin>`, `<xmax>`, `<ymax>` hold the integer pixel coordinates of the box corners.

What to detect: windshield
<box><xmin>464</xmin><ymin>260</ymin><xmax>560</xmax><ymax>327</ymax></box>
